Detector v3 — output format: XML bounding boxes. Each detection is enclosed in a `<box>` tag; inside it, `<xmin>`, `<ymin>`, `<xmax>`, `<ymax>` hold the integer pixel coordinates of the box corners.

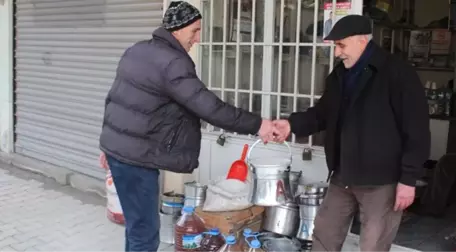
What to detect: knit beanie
<box><xmin>162</xmin><ymin>1</ymin><xmax>202</xmax><ymax>32</ymax></box>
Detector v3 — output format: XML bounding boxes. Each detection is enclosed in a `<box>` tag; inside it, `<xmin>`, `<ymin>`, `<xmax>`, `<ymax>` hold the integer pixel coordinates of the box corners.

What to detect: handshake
<box><xmin>258</xmin><ymin>119</ymin><xmax>291</xmax><ymax>143</ymax></box>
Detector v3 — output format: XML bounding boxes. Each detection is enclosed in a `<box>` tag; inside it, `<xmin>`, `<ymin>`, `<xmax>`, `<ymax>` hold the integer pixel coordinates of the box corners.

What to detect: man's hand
<box><xmin>273</xmin><ymin>119</ymin><xmax>291</xmax><ymax>142</ymax></box>
<box><xmin>99</xmin><ymin>152</ymin><xmax>108</xmax><ymax>169</ymax></box>
<box><xmin>394</xmin><ymin>183</ymin><xmax>415</xmax><ymax>211</ymax></box>
<box><xmin>258</xmin><ymin>119</ymin><xmax>276</xmax><ymax>143</ymax></box>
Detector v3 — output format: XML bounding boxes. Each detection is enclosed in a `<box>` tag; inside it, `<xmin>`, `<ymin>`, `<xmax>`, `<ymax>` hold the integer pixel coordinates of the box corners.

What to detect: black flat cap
<box><xmin>324</xmin><ymin>15</ymin><xmax>372</xmax><ymax>41</ymax></box>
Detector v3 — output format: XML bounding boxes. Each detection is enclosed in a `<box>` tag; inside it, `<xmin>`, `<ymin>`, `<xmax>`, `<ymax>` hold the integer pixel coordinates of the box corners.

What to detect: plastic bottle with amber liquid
<box><xmin>174</xmin><ymin>206</ymin><xmax>206</xmax><ymax>252</ymax></box>
<box><xmin>216</xmin><ymin>235</ymin><xmax>243</xmax><ymax>252</ymax></box>
<box><xmin>200</xmin><ymin>228</ymin><xmax>225</xmax><ymax>252</ymax></box>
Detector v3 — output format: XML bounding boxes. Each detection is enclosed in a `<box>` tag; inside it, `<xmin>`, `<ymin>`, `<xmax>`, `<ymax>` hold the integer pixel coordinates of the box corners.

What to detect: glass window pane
<box><xmin>201</xmin><ymin>0</ymin><xmax>266</xmax><ymax>43</ymax></box>
<box><xmin>201</xmin><ymin>0</ymin><xmax>229</xmax><ymax>43</ymax></box>
<box><xmin>200</xmin><ymin>46</ymin><xmax>225</xmax><ymax>88</ymax></box>
<box><xmin>219</xmin><ymin>46</ymin><xmax>258</xmax><ymax>91</ymax></box>
<box><xmin>274</xmin><ymin>46</ymin><xmax>318</xmax><ymax>95</ymax></box>
<box><xmin>250</xmin><ymin>46</ymin><xmax>264</xmax><ymax>92</ymax></box>
<box><xmin>314</xmin><ymin>46</ymin><xmax>332</xmax><ymax>96</ymax></box>
<box><xmin>212</xmin><ymin>47</ymin><xmax>224</xmax><ymax>88</ymax></box>
<box><xmin>238</xmin><ymin>92</ymin><xmax>251</xmax><ymax>112</ymax></box>
<box><xmin>274</xmin><ymin>0</ymin><xmax>315</xmax><ymax>43</ymax></box>
<box><xmin>238</xmin><ymin>46</ymin><xmax>253</xmax><ymax>91</ymax></box>
<box><xmin>252</xmin><ymin>94</ymin><xmax>262</xmax><ymax>116</ymax></box>
<box><xmin>297</xmin><ymin>46</ymin><xmax>313</xmax><ymax>95</ymax></box>
<box><xmin>201</xmin><ymin>0</ymin><xmax>211</xmax><ymax>43</ymax></box>
<box><xmin>225</xmin><ymin>45</ymin><xmax>236</xmax><ymax>89</ymax></box>
<box><xmin>231</xmin><ymin>0</ymin><xmax>252</xmax><ymax>42</ymax></box>
<box><xmin>231</xmin><ymin>0</ymin><xmax>266</xmax><ymax>43</ymax></box>
<box><xmin>298</xmin><ymin>1</ymin><xmax>319</xmax><ymax>44</ymax></box>
<box><xmin>278</xmin><ymin>96</ymin><xmax>294</xmax><ymax>119</ymax></box>
<box><xmin>270</xmin><ymin>95</ymin><xmax>278</xmax><ymax>119</ymax></box>
<box><xmin>200</xmin><ymin>45</ymin><xmax>210</xmax><ymax>86</ymax></box>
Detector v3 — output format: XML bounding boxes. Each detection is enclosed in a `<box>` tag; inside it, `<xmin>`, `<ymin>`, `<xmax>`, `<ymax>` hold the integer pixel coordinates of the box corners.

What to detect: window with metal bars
<box><xmin>197</xmin><ymin>0</ymin><xmax>342</xmax><ymax>147</ymax></box>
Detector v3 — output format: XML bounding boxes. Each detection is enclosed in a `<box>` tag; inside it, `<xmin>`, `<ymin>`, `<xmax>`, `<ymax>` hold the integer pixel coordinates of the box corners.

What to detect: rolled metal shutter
<box><xmin>14</xmin><ymin>0</ymin><xmax>164</xmax><ymax>179</ymax></box>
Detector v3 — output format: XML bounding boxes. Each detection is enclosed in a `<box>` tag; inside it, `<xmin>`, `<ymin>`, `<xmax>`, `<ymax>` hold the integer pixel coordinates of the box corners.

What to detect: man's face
<box><xmin>172</xmin><ymin>19</ymin><xmax>201</xmax><ymax>52</ymax></box>
<box><xmin>334</xmin><ymin>35</ymin><xmax>369</xmax><ymax>68</ymax></box>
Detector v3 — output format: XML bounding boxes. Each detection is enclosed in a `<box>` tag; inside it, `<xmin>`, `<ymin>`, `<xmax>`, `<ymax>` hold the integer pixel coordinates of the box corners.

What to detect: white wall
<box><xmin>198</xmin><ymin>133</ymin><xmax>329</xmax><ymax>185</ymax></box>
<box><xmin>0</xmin><ymin>0</ymin><xmax>14</xmax><ymax>154</ymax></box>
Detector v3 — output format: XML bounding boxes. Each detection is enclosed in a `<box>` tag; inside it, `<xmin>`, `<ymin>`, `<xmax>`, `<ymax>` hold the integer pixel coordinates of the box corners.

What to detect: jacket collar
<box><xmin>152</xmin><ymin>27</ymin><xmax>192</xmax><ymax>59</ymax></box>
<box><xmin>331</xmin><ymin>42</ymin><xmax>390</xmax><ymax>109</ymax></box>
<box><xmin>334</xmin><ymin>41</ymin><xmax>388</xmax><ymax>77</ymax></box>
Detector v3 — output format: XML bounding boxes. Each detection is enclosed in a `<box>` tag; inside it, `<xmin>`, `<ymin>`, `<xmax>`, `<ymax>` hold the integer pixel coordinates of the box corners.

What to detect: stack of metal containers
<box><xmin>295</xmin><ymin>182</ymin><xmax>328</xmax><ymax>250</ymax></box>
<box><xmin>246</xmin><ymin>139</ymin><xmax>329</xmax><ymax>251</ymax></box>
<box><xmin>159</xmin><ymin>181</ymin><xmax>208</xmax><ymax>245</ymax></box>
<box><xmin>159</xmin><ymin>191</ymin><xmax>184</xmax><ymax>245</ymax></box>
<box><xmin>183</xmin><ymin>181</ymin><xmax>207</xmax><ymax>207</ymax></box>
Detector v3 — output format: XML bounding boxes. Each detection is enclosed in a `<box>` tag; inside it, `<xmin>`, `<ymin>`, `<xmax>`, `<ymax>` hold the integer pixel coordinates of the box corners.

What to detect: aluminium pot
<box><xmin>262</xmin><ymin>202</ymin><xmax>300</xmax><ymax>237</ymax></box>
<box><xmin>160</xmin><ymin>191</ymin><xmax>184</xmax><ymax>215</ymax></box>
<box><xmin>183</xmin><ymin>181</ymin><xmax>207</xmax><ymax>198</ymax></box>
<box><xmin>183</xmin><ymin>181</ymin><xmax>207</xmax><ymax>207</ymax></box>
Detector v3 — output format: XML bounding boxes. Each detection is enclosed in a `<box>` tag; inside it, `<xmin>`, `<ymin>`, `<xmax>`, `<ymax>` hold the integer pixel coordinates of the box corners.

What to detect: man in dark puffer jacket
<box><xmin>98</xmin><ymin>1</ymin><xmax>275</xmax><ymax>251</ymax></box>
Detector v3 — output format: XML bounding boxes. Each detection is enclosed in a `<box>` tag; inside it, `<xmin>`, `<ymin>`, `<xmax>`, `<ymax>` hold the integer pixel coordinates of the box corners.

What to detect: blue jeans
<box><xmin>106</xmin><ymin>155</ymin><xmax>160</xmax><ymax>252</ymax></box>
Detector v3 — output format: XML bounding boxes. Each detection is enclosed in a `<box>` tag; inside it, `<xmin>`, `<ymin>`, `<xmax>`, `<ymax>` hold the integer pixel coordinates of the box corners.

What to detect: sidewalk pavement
<box><xmin>0</xmin><ymin>163</ymin><xmax>173</xmax><ymax>251</ymax></box>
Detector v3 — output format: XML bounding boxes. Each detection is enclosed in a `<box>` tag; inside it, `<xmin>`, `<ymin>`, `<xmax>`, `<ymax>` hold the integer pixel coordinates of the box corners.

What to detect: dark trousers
<box><xmin>106</xmin><ymin>155</ymin><xmax>161</xmax><ymax>252</ymax></box>
<box><xmin>311</xmin><ymin>179</ymin><xmax>403</xmax><ymax>252</ymax></box>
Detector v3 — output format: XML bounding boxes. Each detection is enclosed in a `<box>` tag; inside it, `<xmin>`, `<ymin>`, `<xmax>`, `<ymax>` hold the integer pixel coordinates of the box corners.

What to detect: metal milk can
<box><xmin>247</xmin><ymin>139</ymin><xmax>293</xmax><ymax>206</ymax></box>
<box><xmin>296</xmin><ymin>183</ymin><xmax>328</xmax><ymax>241</ymax></box>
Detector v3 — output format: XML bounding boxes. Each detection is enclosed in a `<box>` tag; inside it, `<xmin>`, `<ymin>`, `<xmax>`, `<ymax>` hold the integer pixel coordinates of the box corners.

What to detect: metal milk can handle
<box><xmin>246</xmin><ymin>139</ymin><xmax>293</xmax><ymax>165</ymax></box>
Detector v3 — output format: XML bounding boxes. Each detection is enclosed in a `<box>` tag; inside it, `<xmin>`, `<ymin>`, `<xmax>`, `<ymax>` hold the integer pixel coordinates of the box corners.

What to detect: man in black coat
<box><xmin>98</xmin><ymin>1</ymin><xmax>276</xmax><ymax>251</ymax></box>
<box><xmin>274</xmin><ymin>15</ymin><xmax>430</xmax><ymax>251</ymax></box>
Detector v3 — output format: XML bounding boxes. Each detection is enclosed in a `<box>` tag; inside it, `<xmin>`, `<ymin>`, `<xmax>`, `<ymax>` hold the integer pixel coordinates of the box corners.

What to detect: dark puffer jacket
<box><xmin>99</xmin><ymin>27</ymin><xmax>262</xmax><ymax>173</ymax></box>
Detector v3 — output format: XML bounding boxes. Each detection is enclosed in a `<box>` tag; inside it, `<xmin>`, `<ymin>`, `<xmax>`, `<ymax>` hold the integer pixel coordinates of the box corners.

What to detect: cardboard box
<box><xmin>195</xmin><ymin>206</ymin><xmax>265</xmax><ymax>238</ymax></box>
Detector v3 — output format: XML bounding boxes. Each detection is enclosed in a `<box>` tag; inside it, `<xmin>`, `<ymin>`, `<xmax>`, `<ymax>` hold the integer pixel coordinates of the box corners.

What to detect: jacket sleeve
<box><xmin>162</xmin><ymin>58</ymin><xmax>262</xmax><ymax>135</ymax></box>
<box><xmin>392</xmin><ymin>63</ymin><xmax>430</xmax><ymax>187</ymax></box>
<box><xmin>287</xmin><ymin>85</ymin><xmax>329</xmax><ymax>137</ymax></box>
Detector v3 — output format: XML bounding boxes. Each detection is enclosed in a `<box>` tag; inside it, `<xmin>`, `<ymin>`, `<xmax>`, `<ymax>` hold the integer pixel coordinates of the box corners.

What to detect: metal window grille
<box><xmin>197</xmin><ymin>0</ymin><xmax>338</xmax><ymax>147</ymax></box>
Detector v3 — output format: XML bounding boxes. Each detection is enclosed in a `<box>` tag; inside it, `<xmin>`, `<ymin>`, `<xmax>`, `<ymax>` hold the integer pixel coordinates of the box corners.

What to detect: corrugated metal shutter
<box><xmin>14</xmin><ymin>0</ymin><xmax>164</xmax><ymax>179</ymax></box>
